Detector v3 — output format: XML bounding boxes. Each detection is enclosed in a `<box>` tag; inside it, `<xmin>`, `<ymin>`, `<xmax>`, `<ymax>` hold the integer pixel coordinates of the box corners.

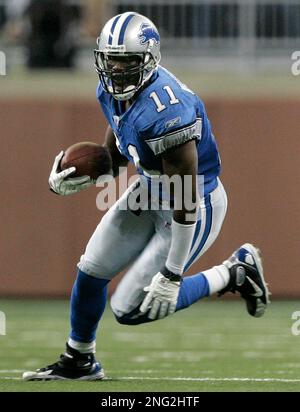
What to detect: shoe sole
<box><xmin>241</xmin><ymin>243</ymin><xmax>271</xmax><ymax>317</ymax></box>
<box><xmin>22</xmin><ymin>369</ymin><xmax>105</xmax><ymax>381</ymax></box>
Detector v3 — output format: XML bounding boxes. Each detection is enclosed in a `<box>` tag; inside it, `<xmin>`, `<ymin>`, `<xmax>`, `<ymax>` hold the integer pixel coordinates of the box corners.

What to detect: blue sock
<box><xmin>176</xmin><ymin>272</ymin><xmax>210</xmax><ymax>311</ymax></box>
<box><xmin>70</xmin><ymin>270</ymin><xmax>109</xmax><ymax>343</ymax></box>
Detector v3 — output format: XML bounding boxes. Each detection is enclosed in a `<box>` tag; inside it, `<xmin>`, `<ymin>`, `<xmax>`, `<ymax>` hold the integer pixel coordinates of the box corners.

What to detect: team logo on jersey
<box><xmin>138</xmin><ymin>23</ymin><xmax>160</xmax><ymax>46</ymax></box>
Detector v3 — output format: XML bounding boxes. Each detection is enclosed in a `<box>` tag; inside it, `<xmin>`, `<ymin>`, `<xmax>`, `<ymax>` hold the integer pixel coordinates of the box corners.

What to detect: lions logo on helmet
<box><xmin>138</xmin><ymin>23</ymin><xmax>160</xmax><ymax>46</ymax></box>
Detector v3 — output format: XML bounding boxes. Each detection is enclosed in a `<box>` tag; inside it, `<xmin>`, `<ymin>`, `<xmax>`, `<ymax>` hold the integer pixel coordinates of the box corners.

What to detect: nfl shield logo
<box><xmin>113</xmin><ymin>115</ymin><xmax>120</xmax><ymax>127</ymax></box>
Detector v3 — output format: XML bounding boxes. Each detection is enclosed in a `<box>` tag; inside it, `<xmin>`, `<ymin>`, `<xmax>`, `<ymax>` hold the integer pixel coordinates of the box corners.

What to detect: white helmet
<box><xmin>94</xmin><ymin>12</ymin><xmax>161</xmax><ymax>101</ymax></box>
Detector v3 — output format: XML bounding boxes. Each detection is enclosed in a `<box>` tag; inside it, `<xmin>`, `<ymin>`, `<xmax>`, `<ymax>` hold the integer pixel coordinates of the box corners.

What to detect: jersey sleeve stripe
<box><xmin>145</xmin><ymin>118</ymin><xmax>202</xmax><ymax>155</ymax></box>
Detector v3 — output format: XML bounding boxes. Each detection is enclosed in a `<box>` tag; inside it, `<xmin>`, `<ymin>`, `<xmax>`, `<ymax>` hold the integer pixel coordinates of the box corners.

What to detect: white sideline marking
<box><xmin>1</xmin><ymin>374</ymin><xmax>300</xmax><ymax>383</ymax></box>
<box><xmin>112</xmin><ymin>377</ymin><xmax>300</xmax><ymax>383</ymax></box>
<box><xmin>2</xmin><ymin>377</ymin><xmax>22</xmax><ymax>380</ymax></box>
<box><xmin>0</xmin><ymin>370</ymin><xmax>25</xmax><ymax>373</ymax></box>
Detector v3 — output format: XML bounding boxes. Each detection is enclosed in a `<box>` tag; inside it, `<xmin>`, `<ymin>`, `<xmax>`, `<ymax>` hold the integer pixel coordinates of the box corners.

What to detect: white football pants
<box><xmin>78</xmin><ymin>177</ymin><xmax>228</xmax><ymax>318</ymax></box>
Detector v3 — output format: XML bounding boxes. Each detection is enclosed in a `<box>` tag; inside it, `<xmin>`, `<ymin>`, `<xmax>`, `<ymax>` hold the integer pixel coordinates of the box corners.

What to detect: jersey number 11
<box><xmin>149</xmin><ymin>86</ymin><xmax>180</xmax><ymax>113</ymax></box>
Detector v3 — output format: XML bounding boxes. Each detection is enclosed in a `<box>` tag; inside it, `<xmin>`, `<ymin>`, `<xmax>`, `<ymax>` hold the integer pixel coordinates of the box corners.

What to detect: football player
<box><xmin>23</xmin><ymin>12</ymin><xmax>270</xmax><ymax>381</ymax></box>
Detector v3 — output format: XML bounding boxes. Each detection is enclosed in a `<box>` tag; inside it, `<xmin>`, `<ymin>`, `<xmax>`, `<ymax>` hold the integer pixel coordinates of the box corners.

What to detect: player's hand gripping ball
<box><xmin>49</xmin><ymin>142</ymin><xmax>112</xmax><ymax>196</ymax></box>
<box><xmin>60</xmin><ymin>142</ymin><xmax>112</xmax><ymax>180</ymax></box>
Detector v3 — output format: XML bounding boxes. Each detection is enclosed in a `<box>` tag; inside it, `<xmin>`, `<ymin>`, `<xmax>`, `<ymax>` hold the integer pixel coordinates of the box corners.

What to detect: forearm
<box><xmin>162</xmin><ymin>140</ymin><xmax>199</xmax><ymax>275</ymax></box>
<box><xmin>166</xmin><ymin>182</ymin><xmax>198</xmax><ymax>275</ymax></box>
<box><xmin>173</xmin><ymin>173</ymin><xmax>198</xmax><ymax>224</ymax></box>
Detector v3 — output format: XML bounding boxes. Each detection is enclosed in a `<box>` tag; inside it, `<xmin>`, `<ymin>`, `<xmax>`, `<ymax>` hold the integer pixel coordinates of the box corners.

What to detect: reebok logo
<box><xmin>165</xmin><ymin>116</ymin><xmax>181</xmax><ymax>129</ymax></box>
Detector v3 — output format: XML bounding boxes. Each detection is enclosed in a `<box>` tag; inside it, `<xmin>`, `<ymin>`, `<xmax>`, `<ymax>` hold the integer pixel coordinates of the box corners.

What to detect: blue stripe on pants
<box><xmin>184</xmin><ymin>194</ymin><xmax>213</xmax><ymax>270</ymax></box>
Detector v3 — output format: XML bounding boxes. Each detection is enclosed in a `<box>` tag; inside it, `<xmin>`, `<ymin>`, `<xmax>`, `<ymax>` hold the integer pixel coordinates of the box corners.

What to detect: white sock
<box><xmin>68</xmin><ymin>338</ymin><xmax>96</xmax><ymax>354</ymax></box>
<box><xmin>202</xmin><ymin>264</ymin><xmax>230</xmax><ymax>295</ymax></box>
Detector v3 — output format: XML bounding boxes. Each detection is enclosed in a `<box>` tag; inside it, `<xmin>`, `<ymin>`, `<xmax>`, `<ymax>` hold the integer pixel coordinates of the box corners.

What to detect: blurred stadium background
<box><xmin>0</xmin><ymin>0</ymin><xmax>300</xmax><ymax>391</ymax></box>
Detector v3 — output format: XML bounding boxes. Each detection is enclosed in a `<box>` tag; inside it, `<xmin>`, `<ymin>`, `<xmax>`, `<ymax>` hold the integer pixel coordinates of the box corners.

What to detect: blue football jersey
<box><xmin>97</xmin><ymin>66</ymin><xmax>221</xmax><ymax>197</ymax></box>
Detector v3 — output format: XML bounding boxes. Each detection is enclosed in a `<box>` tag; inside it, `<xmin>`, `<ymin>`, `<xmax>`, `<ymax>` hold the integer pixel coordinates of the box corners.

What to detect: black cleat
<box><xmin>218</xmin><ymin>243</ymin><xmax>270</xmax><ymax>317</ymax></box>
<box><xmin>22</xmin><ymin>343</ymin><xmax>104</xmax><ymax>381</ymax></box>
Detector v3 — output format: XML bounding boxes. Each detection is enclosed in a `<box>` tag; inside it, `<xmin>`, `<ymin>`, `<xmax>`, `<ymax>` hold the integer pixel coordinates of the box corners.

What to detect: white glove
<box><xmin>49</xmin><ymin>151</ymin><xmax>95</xmax><ymax>196</ymax></box>
<box><xmin>140</xmin><ymin>271</ymin><xmax>181</xmax><ymax>320</ymax></box>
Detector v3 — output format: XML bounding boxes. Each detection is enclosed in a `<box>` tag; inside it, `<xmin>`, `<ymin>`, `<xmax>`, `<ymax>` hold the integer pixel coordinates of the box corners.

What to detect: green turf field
<box><xmin>0</xmin><ymin>299</ymin><xmax>299</xmax><ymax>392</ymax></box>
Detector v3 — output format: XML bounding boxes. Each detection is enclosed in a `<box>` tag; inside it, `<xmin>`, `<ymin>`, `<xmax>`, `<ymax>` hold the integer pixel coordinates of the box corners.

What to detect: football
<box><xmin>60</xmin><ymin>142</ymin><xmax>112</xmax><ymax>180</ymax></box>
